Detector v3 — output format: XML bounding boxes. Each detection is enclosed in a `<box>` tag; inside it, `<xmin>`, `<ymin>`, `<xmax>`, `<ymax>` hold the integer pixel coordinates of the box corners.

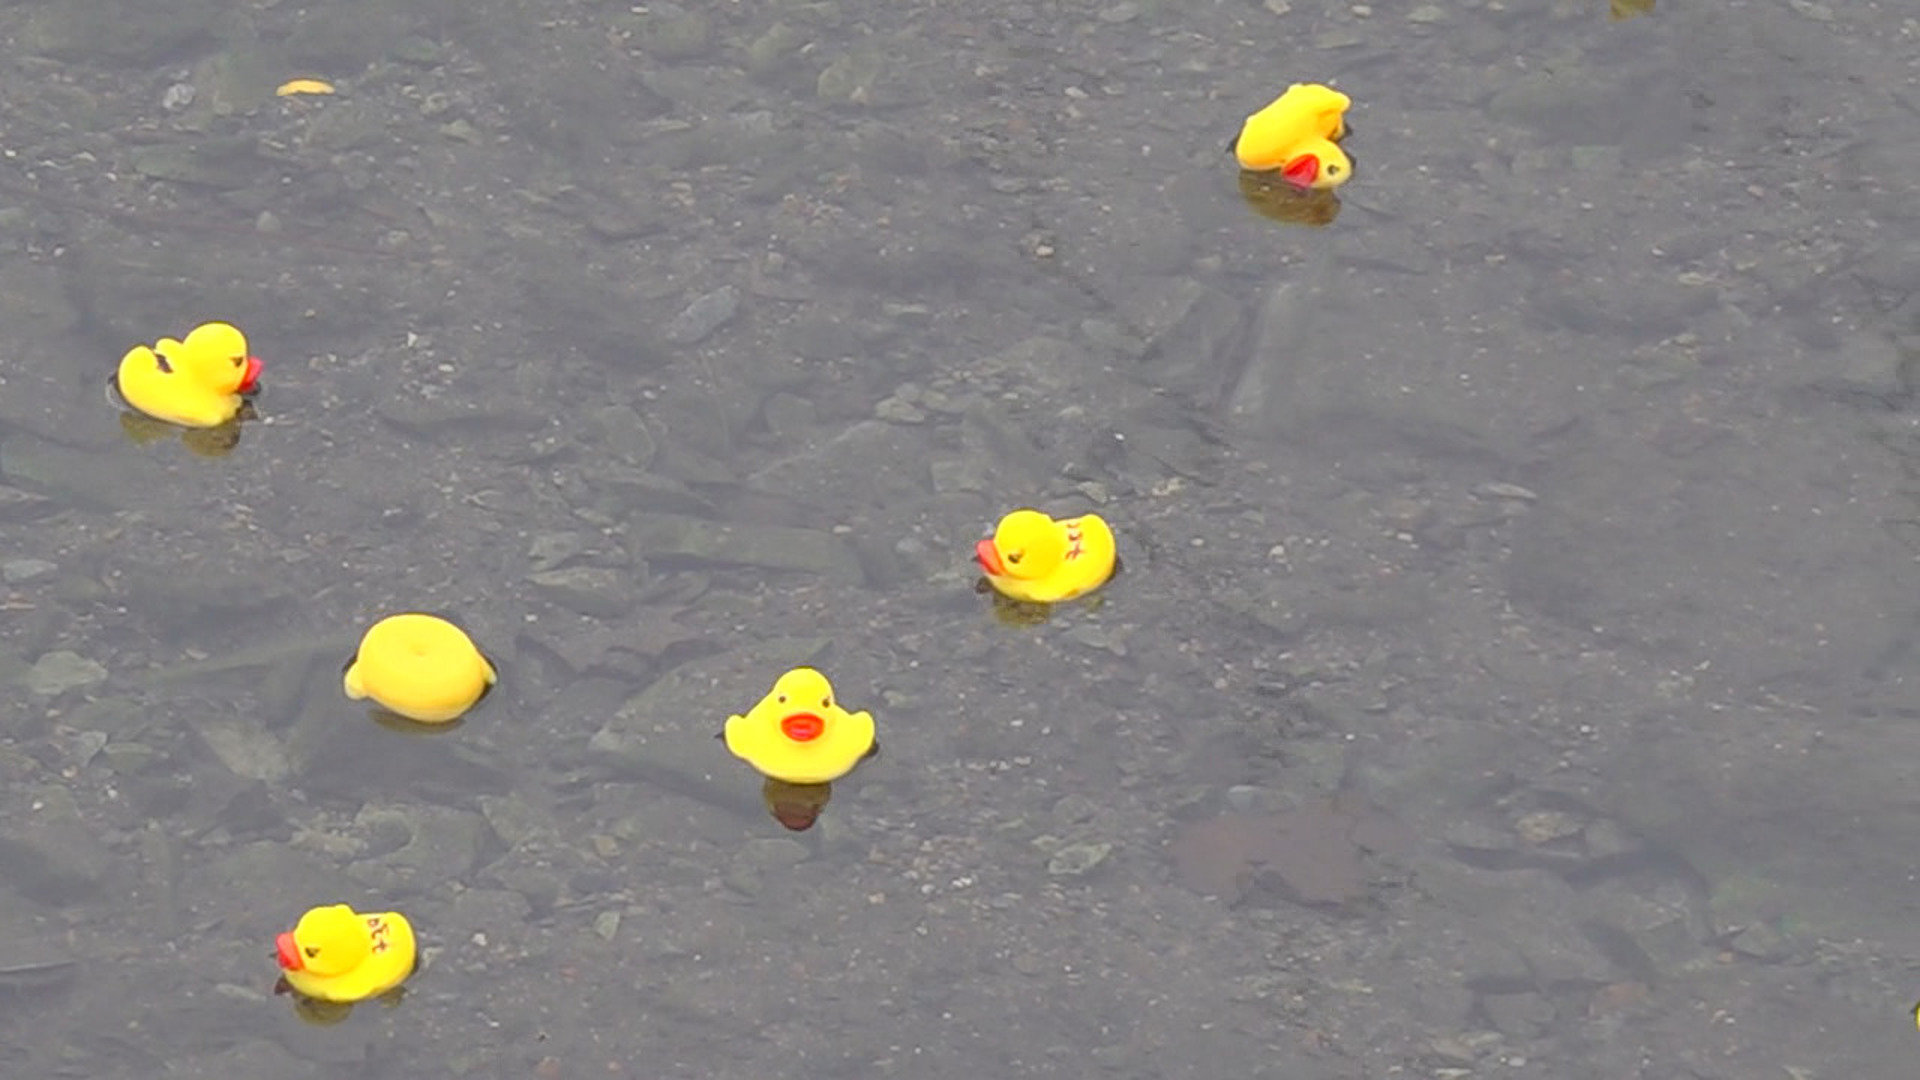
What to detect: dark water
<box><xmin>0</xmin><ymin>0</ymin><xmax>1916</xmax><ymax>1076</ymax></box>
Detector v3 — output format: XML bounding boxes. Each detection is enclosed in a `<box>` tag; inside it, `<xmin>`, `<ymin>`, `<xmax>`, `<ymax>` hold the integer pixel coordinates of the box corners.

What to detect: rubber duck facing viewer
<box><xmin>723</xmin><ymin>667</ymin><xmax>877</xmax><ymax>786</ymax></box>
<box><xmin>974</xmin><ymin>508</ymin><xmax>1117</xmax><ymax>605</ymax></box>
<box><xmin>1231</xmin><ymin>83</ymin><xmax>1354</xmax><ymax>191</ymax></box>
<box><xmin>111</xmin><ymin>321</ymin><xmax>261</xmax><ymax>429</ymax></box>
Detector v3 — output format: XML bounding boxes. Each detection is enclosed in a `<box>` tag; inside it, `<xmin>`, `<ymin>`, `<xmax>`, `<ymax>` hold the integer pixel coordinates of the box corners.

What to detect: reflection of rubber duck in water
<box><xmin>109</xmin><ymin>322</ymin><xmax>263</xmax><ymax>456</ymax></box>
<box><xmin>723</xmin><ymin>668</ymin><xmax>877</xmax><ymax>786</ymax></box>
<box><xmin>1231</xmin><ymin>83</ymin><xmax>1354</xmax><ymax>191</ymax></box>
<box><xmin>1609</xmin><ymin>0</ymin><xmax>1654</xmax><ymax>20</ymax></box>
<box><xmin>762</xmin><ymin>777</ymin><xmax>836</xmax><ymax>832</ymax></box>
<box><xmin>343</xmin><ymin>613</ymin><xmax>498</xmax><ymax>727</ymax></box>
<box><xmin>974</xmin><ymin>509</ymin><xmax>1118</xmax><ymax>605</ymax></box>
<box><xmin>273</xmin><ymin>904</ymin><xmax>417</xmax><ymax>1022</ymax></box>
<box><xmin>1237</xmin><ymin>170</ymin><xmax>1343</xmax><ymax>228</ymax></box>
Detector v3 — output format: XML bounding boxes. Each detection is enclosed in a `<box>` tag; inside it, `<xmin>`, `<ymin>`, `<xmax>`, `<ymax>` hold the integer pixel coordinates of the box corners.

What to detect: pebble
<box><xmin>1225</xmin><ymin>784</ymin><xmax>1275</xmax><ymax>814</ymax></box>
<box><xmin>874</xmin><ymin>397</ymin><xmax>927</xmax><ymax>424</ymax></box>
<box><xmin>527</xmin><ymin>531</ymin><xmax>585</xmax><ymax>572</ymax></box>
<box><xmin>25</xmin><ymin>651</ymin><xmax>108</xmax><ymax>697</ymax></box>
<box><xmin>664</xmin><ymin>285</ymin><xmax>740</xmax><ymax>345</ymax></box>
<box><xmin>1046</xmin><ymin>841</ymin><xmax>1113</xmax><ymax>878</ymax></box>
<box><xmin>1471</xmin><ymin>481</ymin><xmax>1539</xmax><ymax>502</ymax></box>
<box><xmin>2</xmin><ymin>558</ymin><xmax>56</xmax><ymax>584</ymax></box>
<box><xmin>527</xmin><ymin>566</ymin><xmax>635</xmax><ymax>617</ymax></box>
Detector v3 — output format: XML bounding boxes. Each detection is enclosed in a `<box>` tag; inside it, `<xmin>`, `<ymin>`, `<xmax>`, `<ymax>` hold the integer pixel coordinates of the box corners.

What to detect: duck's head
<box><xmin>1274</xmin><ymin>138</ymin><xmax>1352</xmax><ymax>191</ymax></box>
<box><xmin>174</xmin><ymin>322</ymin><xmax>262</xmax><ymax>396</ymax></box>
<box><xmin>747</xmin><ymin>667</ymin><xmax>846</xmax><ymax>743</ymax></box>
<box><xmin>974</xmin><ymin>509</ymin><xmax>1065</xmax><ymax>581</ymax></box>
<box><xmin>276</xmin><ymin>905</ymin><xmax>369</xmax><ymax>977</ymax></box>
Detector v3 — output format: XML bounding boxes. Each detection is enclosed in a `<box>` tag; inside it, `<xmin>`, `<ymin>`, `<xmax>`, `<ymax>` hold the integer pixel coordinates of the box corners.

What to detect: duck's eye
<box><xmin>1006</xmin><ymin>551</ymin><xmax>1023</xmax><ymax>565</ymax></box>
<box><xmin>822</xmin><ymin>697</ymin><xmax>832</xmax><ymax>709</ymax></box>
<box><xmin>777</xmin><ymin>694</ymin><xmax>787</xmax><ymax>704</ymax></box>
<box><xmin>231</xmin><ymin>355</ymin><xmax>244</xmax><ymax>367</ymax></box>
<box><xmin>304</xmin><ymin>946</ymin><xmax>319</xmax><ymax>958</ymax></box>
<box><xmin>1326</xmin><ymin>164</ymin><xmax>1341</xmax><ymax>176</ymax></box>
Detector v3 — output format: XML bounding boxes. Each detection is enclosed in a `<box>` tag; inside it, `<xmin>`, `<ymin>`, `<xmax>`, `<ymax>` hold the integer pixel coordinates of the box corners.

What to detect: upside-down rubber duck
<box><xmin>343</xmin><ymin>613</ymin><xmax>498</xmax><ymax>725</ymax></box>
<box><xmin>1231</xmin><ymin>83</ymin><xmax>1354</xmax><ymax>191</ymax></box>
<box><xmin>274</xmin><ymin>904</ymin><xmax>417</xmax><ymax>1005</ymax></box>
<box><xmin>110</xmin><ymin>321</ymin><xmax>262</xmax><ymax>429</ymax></box>
<box><xmin>723</xmin><ymin>667</ymin><xmax>877</xmax><ymax>786</ymax></box>
<box><xmin>974</xmin><ymin>508</ymin><xmax>1118</xmax><ymax>605</ymax></box>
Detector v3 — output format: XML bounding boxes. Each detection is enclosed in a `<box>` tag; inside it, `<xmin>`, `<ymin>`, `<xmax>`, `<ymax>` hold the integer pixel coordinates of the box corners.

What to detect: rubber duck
<box><xmin>723</xmin><ymin>667</ymin><xmax>877</xmax><ymax>785</ymax></box>
<box><xmin>974</xmin><ymin>508</ymin><xmax>1118</xmax><ymax>605</ymax></box>
<box><xmin>110</xmin><ymin>322</ymin><xmax>261</xmax><ymax>429</ymax></box>
<box><xmin>1231</xmin><ymin>83</ymin><xmax>1354</xmax><ymax>191</ymax></box>
<box><xmin>274</xmin><ymin>904</ymin><xmax>417</xmax><ymax>1004</ymax></box>
<box><xmin>343</xmin><ymin>613</ymin><xmax>498</xmax><ymax>725</ymax></box>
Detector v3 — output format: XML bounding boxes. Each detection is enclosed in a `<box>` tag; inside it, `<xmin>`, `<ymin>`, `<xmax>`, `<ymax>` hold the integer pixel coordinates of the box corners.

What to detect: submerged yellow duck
<box><xmin>974</xmin><ymin>509</ymin><xmax>1117</xmax><ymax>605</ymax></box>
<box><xmin>111</xmin><ymin>321</ymin><xmax>262</xmax><ymax>429</ymax></box>
<box><xmin>1231</xmin><ymin>83</ymin><xmax>1354</xmax><ymax>191</ymax></box>
<box><xmin>723</xmin><ymin>667</ymin><xmax>877</xmax><ymax>785</ymax></box>
<box><xmin>275</xmin><ymin>904</ymin><xmax>417</xmax><ymax>1004</ymax></box>
<box><xmin>343</xmin><ymin>613</ymin><xmax>497</xmax><ymax>724</ymax></box>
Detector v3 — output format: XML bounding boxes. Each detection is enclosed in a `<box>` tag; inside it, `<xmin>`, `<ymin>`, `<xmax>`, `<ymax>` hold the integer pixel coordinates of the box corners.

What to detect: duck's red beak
<box><xmin>1280</xmin><ymin>154</ymin><xmax>1320</xmax><ymax>189</ymax></box>
<box><xmin>275</xmin><ymin>932</ymin><xmax>303</xmax><ymax>971</ymax></box>
<box><xmin>238</xmin><ymin>355</ymin><xmax>262</xmax><ymax>394</ymax></box>
<box><xmin>974</xmin><ymin>539</ymin><xmax>1005</xmax><ymax>576</ymax></box>
<box><xmin>780</xmin><ymin>713</ymin><xmax>824</xmax><ymax>742</ymax></box>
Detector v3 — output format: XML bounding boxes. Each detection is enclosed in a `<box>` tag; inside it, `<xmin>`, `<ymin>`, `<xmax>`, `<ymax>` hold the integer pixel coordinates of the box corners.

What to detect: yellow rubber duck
<box><xmin>974</xmin><ymin>508</ymin><xmax>1118</xmax><ymax>605</ymax></box>
<box><xmin>110</xmin><ymin>322</ymin><xmax>262</xmax><ymax>429</ymax></box>
<box><xmin>274</xmin><ymin>904</ymin><xmax>417</xmax><ymax>1004</ymax></box>
<box><xmin>1231</xmin><ymin>83</ymin><xmax>1354</xmax><ymax>191</ymax></box>
<box><xmin>343</xmin><ymin>613</ymin><xmax>497</xmax><ymax>724</ymax></box>
<box><xmin>723</xmin><ymin>668</ymin><xmax>877</xmax><ymax>785</ymax></box>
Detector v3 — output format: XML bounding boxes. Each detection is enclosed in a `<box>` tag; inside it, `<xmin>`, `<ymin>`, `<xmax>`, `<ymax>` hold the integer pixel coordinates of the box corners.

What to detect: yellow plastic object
<box><xmin>110</xmin><ymin>322</ymin><xmax>261</xmax><ymax>429</ymax></box>
<box><xmin>974</xmin><ymin>508</ymin><xmax>1117</xmax><ymax>605</ymax></box>
<box><xmin>1232</xmin><ymin>83</ymin><xmax>1354</xmax><ymax>191</ymax></box>
<box><xmin>343</xmin><ymin>613</ymin><xmax>497</xmax><ymax>724</ymax></box>
<box><xmin>724</xmin><ymin>668</ymin><xmax>877</xmax><ymax>784</ymax></box>
<box><xmin>276</xmin><ymin>79</ymin><xmax>336</xmax><ymax>96</ymax></box>
<box><xmin>275</xmin><ymin>904</ymin><xmax>416</xmax><ymax>1004</ymax></box>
